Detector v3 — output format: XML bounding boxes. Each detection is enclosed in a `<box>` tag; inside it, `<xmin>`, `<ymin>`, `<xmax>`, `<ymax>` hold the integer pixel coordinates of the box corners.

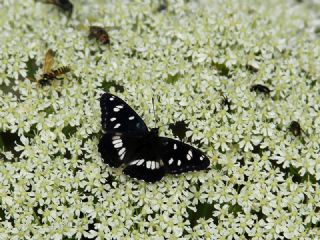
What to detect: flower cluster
<box><xmin>0</xmin><ymin>0</ymin><xmax>320</xmax><ymax>239</ymax></box>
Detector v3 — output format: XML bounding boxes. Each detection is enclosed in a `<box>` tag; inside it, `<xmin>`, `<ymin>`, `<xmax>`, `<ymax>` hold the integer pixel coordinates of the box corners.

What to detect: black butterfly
<box><xmin>98</xmin><ymin>93</ymin><xmax>210</xmax><ymax>182</ymax></box>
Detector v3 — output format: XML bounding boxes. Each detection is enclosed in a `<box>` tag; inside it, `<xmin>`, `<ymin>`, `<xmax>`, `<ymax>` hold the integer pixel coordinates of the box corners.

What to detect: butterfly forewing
<box><xmin>98</xmin><ymin>133</ymin><xmax>143</xmax><ymax>167</ymax></box>
<box><xmin>100</xmin><ymin>93</ymin><xmax>148</xmax><ymax>135</ymax></box>
<box><xmin>159</xmin><ymin>137</ymin><xmax>210</xmax><ymax>174</ymax></box>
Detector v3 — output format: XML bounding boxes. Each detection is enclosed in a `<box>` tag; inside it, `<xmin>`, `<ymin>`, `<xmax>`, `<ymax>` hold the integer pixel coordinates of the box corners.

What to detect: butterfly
<box><xmin>98</xmin><ymin>93</ymin><xmax>210</xmax><ymax>182</ymax></box>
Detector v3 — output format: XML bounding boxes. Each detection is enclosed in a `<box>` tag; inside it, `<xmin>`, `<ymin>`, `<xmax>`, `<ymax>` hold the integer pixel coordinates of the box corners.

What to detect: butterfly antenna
<box><xmin>152</xmin><ymin>96</ymin><xmax>158</xmax><ymax>128</ymax></box>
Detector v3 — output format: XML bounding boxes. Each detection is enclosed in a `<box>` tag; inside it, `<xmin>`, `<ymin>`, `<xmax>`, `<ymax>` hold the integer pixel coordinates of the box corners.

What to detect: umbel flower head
<box><xmin>0</xmin><ymin>0</ymin><xmax>320</xmax><ymax>239</ymax></box>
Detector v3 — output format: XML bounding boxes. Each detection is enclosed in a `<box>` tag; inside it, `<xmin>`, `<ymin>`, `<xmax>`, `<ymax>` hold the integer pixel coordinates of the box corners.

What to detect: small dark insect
<box><xmin>157</xmin><ymin>0</ymin><xmax>168</xmax><ymax>12</ymax></box>
<box><xmin>98</xmin><ymin>93</ymin><xmax>210</xmax><ymax>182</ymax></box>
<box><xmin>250</xmin><ymin>84</ymin><xmax>271</xmax><ymax>95</ymax></box>
<box><xmin>89</xmin><ymin>26</ymin><xmax>110</xmax><ymax>45</ymax></box>
<box><xmin>289</xmin><ymin>121</ymin><xmax>302</xmax><ymax>137</ymax></box>
<box><xmin>38</xmin><ymin>49</ymin><xmax>70</xmax><ymax>86</ymax></box>
<box><xmin>246</xmin><ymin>63</ymin><xmax>259</xmax><ymax>73</ymax></box>
<box><xmin>220</xmin><ymin>93</ymin><xmax>232</xmax><ymax>112</ymax></box>
<box><xmin>44</xmin><ymin>0</ymin><xmax>73</xmax><ymax>15</ymax></box>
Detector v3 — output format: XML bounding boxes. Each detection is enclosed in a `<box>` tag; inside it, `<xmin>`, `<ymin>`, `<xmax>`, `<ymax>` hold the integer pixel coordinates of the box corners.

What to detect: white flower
<box><xmin>0</xmin><ymin>0</ymin><xmax>319</xmax><ymax>239</ymax></box>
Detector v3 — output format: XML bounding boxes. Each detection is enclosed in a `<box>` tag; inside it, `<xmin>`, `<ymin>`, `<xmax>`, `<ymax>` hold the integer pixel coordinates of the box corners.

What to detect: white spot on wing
<box><xmin>155</xmin><ymin>162</ymin><xmax>160</xmax><ymax>169</ymax></box>
<box><xmin>113</xmin><ymin>105</ymin><xmax>124</xmax><ymax>112</ymax></box>
<box><xmin>129</xmin><ymin>116</ymin><xmax>135</xmax><ymax>120</ymax></box>
<box><xmin>168</xmin><ymin>158</ymin><xmax>174</xmax><ymax>165</ymax></box>
<box><xmin>200</xmin><ymin>155</ymin><xmax>204</xmax><ymax>161</ymax></box>
<box><xmin>177</xmin><ymin>160</ymin><xmax>181</xmax><ymax>166</ymax></box>
<box><xmin>114</xmin><ymin>123</ymin><xmax>121</xmax><ymax>128</ymax></box>
<box><xmin>137</xmin><ymin>159</ymin><xmax>144</xmax><ymax>166</ymax></box>
<box><xmin>130</xmin><ymin>159</ymin><xmax>144</xmax><ymax>166</ymax></box>
<box><xmin>109</xmin><ymin>97</ymin><xmax>114</xmax><ymax>101</ymax></box>
<box><xmin>113</xmin><ymin>139</ymin><xmax>123</xmax><ymax>148</ymax></box>
<box><xmin>112</xmin><ymin>136</ymin><xmax>120</xmax><ymax>140</ymax></box>
<box><xmin>160</xmin><ymin>159</ymin><xmax>164</xmax><ymax>166</ymax></box>
<box><xmin>112</xmin><ymin>139</ymin><xmax>122</xmax><ymax>144</ymax></box>
<box><xmin>174</xmin><ymin>144</ymin><xmax>177</xmax><ymax>150</ymax></box>
<box><xmin>114</xmin><ymin>142</ymin><xmax>123</xmax><ymax>148</ymax></box>
<box><xmin>146</xmin><ymin>161</ymin><xmax>151</xmax><ymax>169</ymax></box>
<box><xmin>110</xmin><ymin>118</ymin><xmax>116</xmax><ymax>122</ymax></box>
<box><xmin>151</xmin><ymin>161</ymin><xmax>155</xmax><ymax>170</ymax></box>
<box><xmin>187</xmin><ymin>150</ymin><xmax>193</xmax><ymax>160</ymax></box>
<box><xmin>119</xmin><ymin>152</ymin><xmax>125</xmax><ymax>160</ymax></box>
<box><xmin>118</xmin><ymin>148</ymin><xmax>126</xmax><ymax>156</ymax></box>
<box><xmin>130</xmin><ymin>160</ymin><xmax>139</xmax><ymax>165</ymax></box>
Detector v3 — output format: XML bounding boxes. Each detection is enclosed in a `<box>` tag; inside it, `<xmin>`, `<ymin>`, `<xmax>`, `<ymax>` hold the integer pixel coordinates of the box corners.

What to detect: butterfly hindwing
<box><xmin>123</xmin><ymin>159</ymin><xmax>165</xmax><ymax>183</ymax></box>
<box><xmin>122</xmin><ymin>132</ymin><xmax>166</xmax><ymax>182</ymax></box>
<box><xmin>159</xmin><ymin>137</ymin><xmax>210</xmax><ymax>174</ymax></box>
<box><xmin>100</xmin><ymin>93</ymin><xmax>148</xmax><ymax>134</ymax></box>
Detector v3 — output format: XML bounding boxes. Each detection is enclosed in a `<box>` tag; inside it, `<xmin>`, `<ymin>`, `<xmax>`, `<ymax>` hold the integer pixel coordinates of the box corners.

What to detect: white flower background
<box><xmin>0</xmin><ymin>0</ymin><xmax>320</xmax><ymax>239</ymax></box>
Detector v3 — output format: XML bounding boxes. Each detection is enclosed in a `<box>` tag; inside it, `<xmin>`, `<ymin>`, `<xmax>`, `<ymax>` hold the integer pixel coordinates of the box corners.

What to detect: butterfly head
<box><xmin>150</xmin><ymin>128</ymin><xmax>159</xmax><ymax>136</ymax></box>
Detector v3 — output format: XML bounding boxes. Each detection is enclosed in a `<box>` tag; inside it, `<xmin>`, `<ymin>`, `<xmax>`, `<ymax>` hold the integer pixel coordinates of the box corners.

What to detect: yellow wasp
<box><xmin>38</xmin><ymin>49</ymin><xmax>70</xmax><ymax>86</ymax></box>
